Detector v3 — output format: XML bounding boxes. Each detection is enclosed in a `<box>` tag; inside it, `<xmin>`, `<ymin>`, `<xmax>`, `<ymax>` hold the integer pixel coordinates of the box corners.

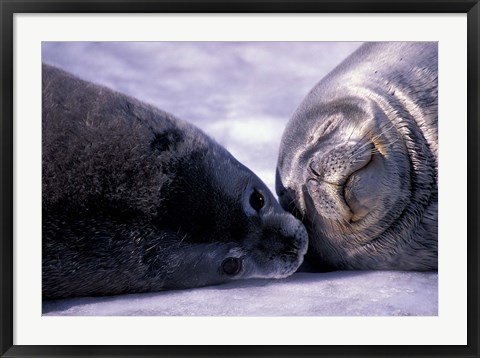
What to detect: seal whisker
<box><xmin>350</xmin><ymin>117</ymin><xmax>394</xmax><ymax>146</ymax></box>
<box><xmin>346</xmin><ymin>116</ymin><xmax>366</xmax><ymax>142</ymax></box>
<box><xmin>370</xmin><ymin>122</ymin><xmax>396</xmax><ymax>142</ymax></box>
<box><xmin>178</xmin><ymin>233</ymin><xmax>189</xmax><ymax>247</ymax></box>
<box><xmin>347</xmin><ymin>141</ymin><xmax>375</xmax><ymax>162</ymax></box>
<box><xmin>145</xmin><ymin>243</ymin><xmax>159</xmax><ymax>252</ymax></box>
<box><xmin>347</xmin><ymin>122</ymin><xmax>397</xmax><ymax>162</ymax></box>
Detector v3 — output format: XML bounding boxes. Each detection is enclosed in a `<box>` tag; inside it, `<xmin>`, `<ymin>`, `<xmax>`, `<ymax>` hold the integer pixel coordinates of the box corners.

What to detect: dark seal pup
<box><xmin>276</xmin><ymin>42</ymin><xmax>437</xmax><ymax>271</ymax></box>
<box><xmin>42</xmin><ymin>64</ymin><xmax>308</xmax><ymax>299</ymax></box>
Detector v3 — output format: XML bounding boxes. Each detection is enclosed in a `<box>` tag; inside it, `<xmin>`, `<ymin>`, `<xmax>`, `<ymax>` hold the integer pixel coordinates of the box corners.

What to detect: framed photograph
<box><xmin>1</xmin><ymin>1</ymin><xmax>478</xmax><ymax>357</ymax></box>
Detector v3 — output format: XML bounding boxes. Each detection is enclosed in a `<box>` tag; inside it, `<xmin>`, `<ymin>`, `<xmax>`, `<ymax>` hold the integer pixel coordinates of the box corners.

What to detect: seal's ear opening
<box><xmin>221</xmin><ymin>257</ymin><xmax>243</xmax><ymax>276</ymax></box>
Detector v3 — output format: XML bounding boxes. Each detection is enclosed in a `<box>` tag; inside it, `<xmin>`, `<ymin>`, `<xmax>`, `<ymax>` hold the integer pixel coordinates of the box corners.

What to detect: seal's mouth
<box><xmin>343</xmin><ymin>152</ymin><xmax>384</xmax><ymax>223</ymax></box>
<box><xmin>305</xmin><ymin>140</ymin><xmax>387</xmax><ymax>226</ymax></box>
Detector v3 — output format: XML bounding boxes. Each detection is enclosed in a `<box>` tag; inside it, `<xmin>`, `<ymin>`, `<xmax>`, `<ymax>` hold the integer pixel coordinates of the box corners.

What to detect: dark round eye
<box><xmin>249</xmin><ymin>190</ymin><xmax>265</xmax><ymax>212</ymax></box>
<box><xmin>222</xmin><ymin>257</ymin><xmax>242</xmax><ymax>276</ymax></box>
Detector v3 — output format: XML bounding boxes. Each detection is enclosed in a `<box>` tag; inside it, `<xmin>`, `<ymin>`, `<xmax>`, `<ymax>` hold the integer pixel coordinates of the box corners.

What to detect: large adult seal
<box><xmin>276</xmin><ymin>42</ymin><xmax>437</xmax><ymax>271</ymax></box>
<box><xmin>42</xmin><ymin>64</ymin><xmax>308</xmax><ymax>299</ymax></box>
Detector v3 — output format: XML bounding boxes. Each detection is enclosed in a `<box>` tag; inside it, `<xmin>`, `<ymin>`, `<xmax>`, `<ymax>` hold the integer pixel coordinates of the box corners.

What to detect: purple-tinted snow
<box><xmin>43</xmin><ymin>271</ymin><xmax>438</xmax><ymax>316</ymax></box>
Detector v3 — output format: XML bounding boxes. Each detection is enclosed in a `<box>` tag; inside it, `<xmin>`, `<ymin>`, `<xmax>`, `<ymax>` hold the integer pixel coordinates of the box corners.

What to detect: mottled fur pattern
<box><xmin>276</xmin><ymin>43</ymin><xmax>437</xmax><ymax>271</ymax></box>
<box><xmin>43</xmin><ymin>64</ymin><xmax>308</xmax><ymax>299</ymax></box>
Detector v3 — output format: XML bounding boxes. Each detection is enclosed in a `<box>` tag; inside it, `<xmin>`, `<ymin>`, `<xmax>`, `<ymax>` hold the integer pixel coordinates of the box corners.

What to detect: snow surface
<box><xmin>41</xmin><ymin>42</ymin><xmax>438</xmax><ymax>316</ymax></box>
<box><xmin>43</xmin><ymin>271</ymin><xmax>438</xmax><ymax>316</ymax></box>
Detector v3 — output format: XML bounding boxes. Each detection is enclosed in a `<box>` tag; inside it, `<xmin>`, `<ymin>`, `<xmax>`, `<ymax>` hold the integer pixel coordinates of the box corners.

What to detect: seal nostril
<box><xmin>309</xmin><ymin>162</ymin><xmax>321</xmax><ymax>177</ymax></box>
<box><xmin>286</xmin><ymin>240</ymin><xmax>299</xmax><ymax>251</ymax></box>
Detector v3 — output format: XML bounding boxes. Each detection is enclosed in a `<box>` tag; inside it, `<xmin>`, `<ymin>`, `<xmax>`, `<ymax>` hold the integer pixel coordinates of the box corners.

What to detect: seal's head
<box><xmin>277</xmin><ymin>98</ymin><xmax>412</xmax><ymax>270</ymax></box>
<box><xmin>154</xmin><ymin>135</ymin><xmax>309</xmax><ymax>289</ymax></box>
<box><xmin>276</xmin><ymin>43</ymin><xmax>437</xmax><ymax>271</ymax></box>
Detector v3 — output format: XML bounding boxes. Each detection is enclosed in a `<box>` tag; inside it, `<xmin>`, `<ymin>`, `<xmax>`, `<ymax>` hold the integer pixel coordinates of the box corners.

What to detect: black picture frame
<box><xmin>1</xmin><ymin>1</ymin><xmax>478</xmax><ymax>357</ymax></box>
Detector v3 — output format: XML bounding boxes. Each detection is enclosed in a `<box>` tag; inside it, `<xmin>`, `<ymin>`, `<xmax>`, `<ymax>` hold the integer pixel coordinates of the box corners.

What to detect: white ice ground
<box><xmin>43</xmin><ymin>271</ymin><xmax>437</xmax><ymax>316</ymax></box>
<box><xmin>41</xmin><ymin>42</ymin><xmax>438</xmax><ymax>316</ymax></box>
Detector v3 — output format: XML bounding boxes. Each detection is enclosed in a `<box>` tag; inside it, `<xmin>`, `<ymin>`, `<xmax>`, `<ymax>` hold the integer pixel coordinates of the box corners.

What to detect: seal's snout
<box><xmin>244</xmin><ymin>210</ymin><xmax>308</xmax><ymax>279</ymax></box>
<box><xmin>344</xmin><ymin>151</ymin><xmax>385</xmax><ymax>222</ymax></box>
<box><xmin>279</xmin><ymin>216</ymin><xmax>308</xmax><ymax>274</ymax></box>
<box><xmin>295</xmin><ymin>233</ymin><xmax>308</xmax><ymax>258</ymax></box>
<box><xmin>263</xmin><ymin>210</ymin><xmax>308</xmax><ymax>257</ymax></box>
<box><xmin>282</xmin><ymin>240</ymin><xmax>300</xmax><ymax>256</ymax></box>
<box><xmin>309</xmin><ymin>140</ymin><xmax>373</xmax><ymax>186</ymax></box>
<box><xmin>288</xmin><ymin>217</ymin><xmax>308</xmax><ymax>257</ymax></box>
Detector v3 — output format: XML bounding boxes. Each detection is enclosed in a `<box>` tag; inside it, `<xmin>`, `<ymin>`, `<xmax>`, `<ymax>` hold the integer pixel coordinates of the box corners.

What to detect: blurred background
<box><xmin>42</xmin><ymin>42</ymin><xmax>362</xmax><ymax>195</ymax></box>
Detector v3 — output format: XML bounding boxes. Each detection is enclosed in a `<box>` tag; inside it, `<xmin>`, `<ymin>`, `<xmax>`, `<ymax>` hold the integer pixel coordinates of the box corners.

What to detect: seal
<box><xmin>276</xmin><ymin>42</ymin><xmax>437</xmax><ymax>271</ymax></box>
<box><xmin>42</xmin><ymin>64</ymin><xmax>308</xmax><ymax>299</ymax></box>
